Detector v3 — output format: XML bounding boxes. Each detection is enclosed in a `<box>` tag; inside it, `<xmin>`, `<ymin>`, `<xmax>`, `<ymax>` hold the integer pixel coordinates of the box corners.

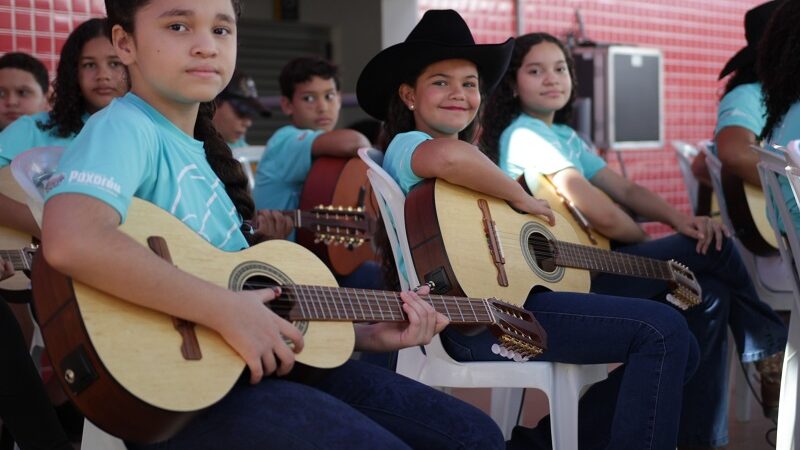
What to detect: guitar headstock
<box><xmin>485</xmin><ymin>298</ymin><xmax>547</xmax><ymax>361</ymax></box>
<box><xmin>666</xmin><ymin>260</ymin><xmax>702</xmax><ymax>310</ymax></box>
<box><xmin>306</xmin><ymin>205</ymin><xmax>377</xmax><ymax>248</ymax></box>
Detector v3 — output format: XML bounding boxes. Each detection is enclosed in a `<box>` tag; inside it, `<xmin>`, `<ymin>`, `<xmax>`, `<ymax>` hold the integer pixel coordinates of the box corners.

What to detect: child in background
<box><xmin>212</xmin><ymin>69</ymin><xmax>270</xmax><ymax>148</ymax></box>
<box><xmin>253</xmin><ymin>56</ymin><xmax>382</xmax><ymax>289</ymax></box>
<box><xmin>0</xmin><ymin>18</ymin><xmax>129</xmax><ymax>240</ymax></box>
<box><xmin>0</xmin><ymin>52</ymin><xmax>49</xmax><ymax>131</ymax></box>
<box><xmin>480</xmin><ymin>31</ymin><xmax>787</xmax><ymax>449</ymax></box>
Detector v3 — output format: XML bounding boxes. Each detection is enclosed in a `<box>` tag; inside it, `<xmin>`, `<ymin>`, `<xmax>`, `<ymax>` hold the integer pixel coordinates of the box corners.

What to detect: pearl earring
<box><xmin>409</xmin><ymin>104</ymin><xmax>415</xmax><ymax>111</ymax></box>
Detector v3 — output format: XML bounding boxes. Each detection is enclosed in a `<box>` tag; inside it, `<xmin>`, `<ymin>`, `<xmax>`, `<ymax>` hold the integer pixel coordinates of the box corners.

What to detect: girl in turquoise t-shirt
<box><xmin>41</xmin><ymin>1</ymin><xmax>504</xmax><ymax>449</ymax></box>
<box><xmin>0</xmin><ymin>17</ymin><xmax>128</xmax><ymax>238</ymax></box>
<box><xmin>481</xmin><ymin>32</ymin><xmax>787</xmax><ymax>448</ymax></box>
<box><xmin>357</xmin><ymin>10</ymin><xmax>698</xmax><ymax>450</ymax></box>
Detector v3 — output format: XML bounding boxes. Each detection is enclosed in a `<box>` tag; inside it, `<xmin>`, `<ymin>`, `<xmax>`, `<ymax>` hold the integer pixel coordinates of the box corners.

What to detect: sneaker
<box><xmin>755</xmin><ymin>351</ymin><xmax>783</xmax><ymax>421</ymax></box>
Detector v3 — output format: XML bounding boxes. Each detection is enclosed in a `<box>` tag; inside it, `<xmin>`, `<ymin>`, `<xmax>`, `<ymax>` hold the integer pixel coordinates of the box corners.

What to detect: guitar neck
<box><xmin>272</xmin><ymin>285</ymin><xmax>495</xmax><ymax>325</ymax></box>
<box><xmin>552</xmin><ymin>241</ymin><xmax>673</xmax><ymax>281</ymax></box>
<box><xmin>0</xmin><ymin>249</ymin><xmax>31</xmax><ymax>271</ymax></box>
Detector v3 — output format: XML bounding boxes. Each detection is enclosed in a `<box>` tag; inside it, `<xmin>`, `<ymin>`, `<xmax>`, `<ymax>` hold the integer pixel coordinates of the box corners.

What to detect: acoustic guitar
<box><xmin>405</xmin><ymin>179</ymin><xmax>702</xmax><ymax>310</ymax></box>
<box><xmin>521</xmin><ymin>173</ymin><xmax>610</xmax><ymax>249</ymax></box>
<box><xmin>296</xmin><ymin>156</ymin><xmax>380</xmax><ymax>275</ymax></box>
<box><xmin>720</xmin><ymin>168</ymin><xmax>778</xmax><ymax>256</ymax></box>
<box><xmin>0</xmin><ymin>166</ymin><xmax>36</xmax><ymax>292</ymax></box>
<box><xmin>31</xmin><ymin>198</ymin><xmax>545</xmax><ymax>443</ymax></box>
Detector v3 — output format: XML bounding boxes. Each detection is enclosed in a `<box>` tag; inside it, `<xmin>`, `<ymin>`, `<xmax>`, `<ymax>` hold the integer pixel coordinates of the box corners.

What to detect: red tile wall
<box><xmin>0</xmin><ymin>0</ymin><xmax>106</xmax><ymax>75</ymax></box>
<box><xmin>421</xmin><ymin>0</ymin><xmax>763</xmax><ymax>236</ymax></box>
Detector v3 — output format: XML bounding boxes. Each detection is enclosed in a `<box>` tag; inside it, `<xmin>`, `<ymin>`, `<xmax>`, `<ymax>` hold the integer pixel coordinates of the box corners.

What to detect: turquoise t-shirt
<box><xmin>0</xmin><ymin>112</ymin><xmax>87</xmax><ymax>168</ymax></box>
<box><xmin>382</xmin><ymin>131</ymin><xmax>433</xmax><ymax>286</ymax></box>
<box><xmin>711</xmin><ymin>82</ymin><xmax>765</xmax><ymax>157</ymax></box>
<box><xmin>46</xmin><ymin>93</ymin><xmax>249</xmax><ymax>251</ymax></box>
<box><xmin>767</xmin><ymin>101</ymin><xmax>800</xmax><ymax>236</ymax></box>
<box><xmin>252</xmin><ymin>125</ymin><xmax>324</xmax><ymax>212</ymax></box>
<box><xmin>499</xmin><ymin>114</ymin><xmax>606</xmax><ymax>181</ymax></box>
<box><xmin>713</xmin><ymin>83</ymin><xmax>765</xmax><ymax>143</ymax></box>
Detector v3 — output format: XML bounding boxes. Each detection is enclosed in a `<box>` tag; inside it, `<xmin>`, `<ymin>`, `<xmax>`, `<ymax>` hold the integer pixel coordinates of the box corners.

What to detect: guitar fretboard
<box><xmin>0</xmin><ymin>249</ymin><xmax>31</xmax><ymax>271</ymax></box>
<box><xmin>551</xmin><ymin>241</ymin><xmax>673</xmax><ymax>281</ymax></box>
<box><xmin>269</xmin><ymin>285</ymin><xmax>494</xmax><ymax>324</ymax></box>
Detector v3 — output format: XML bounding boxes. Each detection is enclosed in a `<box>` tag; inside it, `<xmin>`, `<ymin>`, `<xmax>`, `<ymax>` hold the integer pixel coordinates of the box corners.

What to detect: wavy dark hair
<box><xmin>758</xmin><ymin>0</ymin><xmax>800</xmax><ymax>141</ymax></box>
<box><xmin>105</xmin><ymin>0</ymin><xmax>254</xmax><ymax>221</ymax></box>
<box><xmin>480</xmin><ymin>33</ymin><xmax>576</xmax><ymax>164</ymax></box>
<box><xmin>39</xmin><ymin>18</ymin><xmax>112</xmax><ymax>138</ymax></box>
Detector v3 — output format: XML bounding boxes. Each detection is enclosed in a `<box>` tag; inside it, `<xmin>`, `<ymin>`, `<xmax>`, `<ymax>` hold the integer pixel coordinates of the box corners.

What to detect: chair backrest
<box><xmin>700</xmin><ymin>145</ymin><xmax>732</xmax><ymax>227</ymax></box>
<box><xmin>9</xmin><ymin>146</ymin><xmax>64</xmax><ymax>227</ymax></box>
<box><xmin>232</xmin><ymin>145</ymin><xmax>265</xmax><ymax>190</ymax></box>
<box><xmin>757</xmin><ymin>146</ymin><xmax>800</xmax><ymax>305</ymax></box>
<box><xmin>672</xmin><ymin>140</ymin><xmax>701</xmax><ymax>213</ymax></box>
<box><xmin>357</xmin><ymin>147</ymin><xmax>420</xmax><ymax>290</ymax></box>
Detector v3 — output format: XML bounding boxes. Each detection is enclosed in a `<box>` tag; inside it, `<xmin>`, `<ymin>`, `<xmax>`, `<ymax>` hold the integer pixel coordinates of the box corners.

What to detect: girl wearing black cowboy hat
<box><xmin>358</xmin><ymin>9</ymin><xmax>697</xmax><ymax>450</ymax></box>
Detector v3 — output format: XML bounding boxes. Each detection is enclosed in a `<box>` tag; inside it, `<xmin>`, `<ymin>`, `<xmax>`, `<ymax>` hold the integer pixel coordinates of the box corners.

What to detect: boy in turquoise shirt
<box><xmin>212</xmin><ymin>69</ymin><xmax>270</xmax><ymax>149</ymax></box>
<box><xmin>253</xmin><ymin>56</ymin><xmax>383</xmax><ymax>297</ymax></box>
<box><xmin>253</xmin><ymin>57</ymin><xmax>370</xmax><ymax>212</ymax></box>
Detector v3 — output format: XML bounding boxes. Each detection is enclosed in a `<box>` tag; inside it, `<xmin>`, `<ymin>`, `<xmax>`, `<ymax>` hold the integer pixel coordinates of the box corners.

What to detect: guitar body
<box><xmin>298</xmin><ymin>157</ymin><xmax>379</xmax><ymax>275</ymax></box>
<box><xmin>721</xmin><ymin>169</ymin><xmax>778</xmax><ymax>255</ymax></box>
<box><xmin>33</xmin><ymin>199</ymin><xmax>354</xmax><ymax>443</ymax></box>
<box><xmin>406</xmin><ymin>180</ymin><xmax>590</xmax><ymax>306</ymax></box>
<box><xmin>521</xmin><ymin>173</ymin><xmax>610</xmax><ymax>249</ymax></box>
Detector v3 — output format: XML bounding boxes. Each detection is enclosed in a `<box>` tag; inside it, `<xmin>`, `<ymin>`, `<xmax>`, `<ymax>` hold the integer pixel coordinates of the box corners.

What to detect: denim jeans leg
<box><xmin>309</xmin><ymin>360</ymin><xmax>505</xmax><ymax>450</ymax></box>
<box><xmin>443</xmin><ymin>291</ymin><xmax>697</xmax><ymax>450</ymax></box>
<box><xmin>126</xmin><ymin>375</ymin><xmax>412</xmax><ymax>450</ymax></box>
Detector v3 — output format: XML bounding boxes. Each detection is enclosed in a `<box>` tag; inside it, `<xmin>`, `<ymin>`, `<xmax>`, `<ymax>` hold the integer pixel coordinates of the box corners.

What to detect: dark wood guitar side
<box><xmin>297</xmin><ymin>157</ymin><xmax>380</xmax><ymax>276</ymax></box>
<box><xmin>32</xmin><ymin>251</ymin><xmax>195</xmax><ymax>443</ymax></box>
<box><xmin>720</xmin><ymin>168</ymin><xmax>778</xmax><ymax>256</ymax></box>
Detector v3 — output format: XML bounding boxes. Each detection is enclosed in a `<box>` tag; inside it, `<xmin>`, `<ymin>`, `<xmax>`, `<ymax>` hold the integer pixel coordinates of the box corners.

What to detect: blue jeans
<box><xmin>127</xmin><ymin>360</ymin><xmax>503</xmax><ymax>450</ymax></box>
<box><xmin>590</xmin><ymin>233</ymin><xmax>788</xmax><ymax>447</ymax></box>
<box><xmin>335</xmin><ymin>261</ymin><xmax>384</xmax><ymax>290</ymax></box>
<box><xmin>441</xmin><ymin>290</ymin><xmax>699</xmax><ymax>450</ymax></box>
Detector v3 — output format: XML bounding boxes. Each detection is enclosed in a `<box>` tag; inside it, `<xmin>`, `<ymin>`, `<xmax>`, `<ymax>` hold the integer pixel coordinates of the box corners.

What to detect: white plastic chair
<box><xmin>701</xmin><ymin>146</ymin><xmax>794</xmax><ymax>311</ymax></box>
<box><xmin>672</xmin><ymin>140</ymin><xmax>702</xmax><ymax>214</ymax></box>
<box><xmin>357</xmin><ymin>148</ymin><xmax>608</xmax><ymax>446</ymax></box>
<box><xmin>232</xmin><ymin>145</ymin><xmax>265</xmax><ymax>190</ymax></box>
<box><xmin>701</xmin><ymin>146</ymin><xmax>796</xmax><ymax>422</ymax></box>
<box><xmin>756</xmin><ymin>143</ymin><xmax>800</xmax><ymax>450</ymax></box>
<box><xmin>10</xmin><ymin>146</ymin><xmax>127</xmax><ymax>450</ymax></box>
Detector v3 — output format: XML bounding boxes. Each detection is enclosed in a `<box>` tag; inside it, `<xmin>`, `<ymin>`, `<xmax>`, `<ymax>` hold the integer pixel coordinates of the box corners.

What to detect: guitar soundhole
<box><xmin>528</xmin><ymin>232</ymin><xmax>557</xmax><ymax>273</ymax></box>
<box><xmin>241</xmin><ymin>275</ymin><xmax>275</xmax><ymax>291</ymax></box>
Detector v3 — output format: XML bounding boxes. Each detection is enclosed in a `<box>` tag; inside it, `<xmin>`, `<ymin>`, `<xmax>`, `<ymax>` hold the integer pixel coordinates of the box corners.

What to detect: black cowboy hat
<box><xmin>219</xmin><ymin>70</ymin><xmax>271</xmax><ymax>118</ymax></box>
<box><xmin>356</xmin><ymin>9</ymin><xmax>513</xmax><ymax>121</ymax></box>
<box><xmin>719</xmin><ymin>0</ymin><xmax>783</xmax><ymax>80</ymax></box>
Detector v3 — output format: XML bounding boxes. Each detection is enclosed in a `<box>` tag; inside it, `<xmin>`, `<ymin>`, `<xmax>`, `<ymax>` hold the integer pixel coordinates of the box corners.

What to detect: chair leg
<box><xmin>489</xmin><ymin>388</ymin><xmax>524</xmax><ymax>440</ymax></box>
<box><xmin>548</xmin><ymin>366</ymin><xmax>582</xmax><ymax>450</ymax></box>
<box><xmin>776</xmin><ymin>307</ymin><xmax>799</xmax><ymax>450</ymax></box>
<box><xmin>729</xmin><ymin>330</ymin><xmax>753</xmax><ymax>422</ymax></box>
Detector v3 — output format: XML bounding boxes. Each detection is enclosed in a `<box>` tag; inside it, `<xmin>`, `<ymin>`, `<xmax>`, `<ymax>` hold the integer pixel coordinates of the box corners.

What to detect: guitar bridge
<box><xmin>478</xmin><ymin>199</ymin><xmax>509</xmax><ymax>287</ymax></box>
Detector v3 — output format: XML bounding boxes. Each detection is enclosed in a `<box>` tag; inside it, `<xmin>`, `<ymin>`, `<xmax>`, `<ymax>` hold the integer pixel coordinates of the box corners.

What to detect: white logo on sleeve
<box><xmin>68</xmin><ymin>170</ymin><xmax>122</xmax><ymax>195</ymax></box>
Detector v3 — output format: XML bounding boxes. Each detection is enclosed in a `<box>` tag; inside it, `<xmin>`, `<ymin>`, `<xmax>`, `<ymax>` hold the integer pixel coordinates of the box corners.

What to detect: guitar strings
<box><xmin>241</xmin><ymin>283</ymin><xmax>497</xmax><ymax>321</ymax></box>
